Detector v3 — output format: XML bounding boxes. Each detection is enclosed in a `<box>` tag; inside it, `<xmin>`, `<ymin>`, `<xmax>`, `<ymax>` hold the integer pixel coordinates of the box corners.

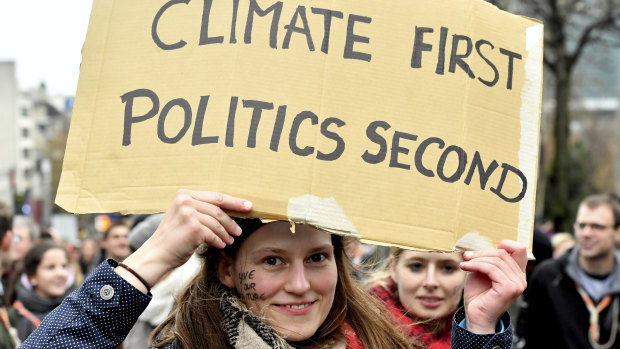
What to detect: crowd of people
<box><xmin>0</xmin><ymin>191</ymin><xmax>618</xmax><ymax>348</ymax></box>
<box><xmin>0</xmin><ymin>208</ymin><xmax>134</xmax><ymax>347</ymax></box>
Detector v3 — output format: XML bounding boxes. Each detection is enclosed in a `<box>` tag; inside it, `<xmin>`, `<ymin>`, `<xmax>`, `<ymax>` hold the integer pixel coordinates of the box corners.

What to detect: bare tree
<box><xmin>490</xmin><ymin>0</ymin><xmax>620</xmax><ymax>231</ymax></box>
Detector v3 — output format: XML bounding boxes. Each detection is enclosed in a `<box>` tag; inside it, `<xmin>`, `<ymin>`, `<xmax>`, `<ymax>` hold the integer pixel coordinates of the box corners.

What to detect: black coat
<box><xmin>517</xmin><ymin>248</ymin><xmax>620</xmax><ymax>349</ymax></box>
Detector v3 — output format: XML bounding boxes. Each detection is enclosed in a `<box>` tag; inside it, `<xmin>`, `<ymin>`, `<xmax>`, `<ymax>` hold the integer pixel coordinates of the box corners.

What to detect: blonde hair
<box><xmin>551</xmin><ymin>232</ymin><xmax>575</xmax><ymax>250</ymax></box>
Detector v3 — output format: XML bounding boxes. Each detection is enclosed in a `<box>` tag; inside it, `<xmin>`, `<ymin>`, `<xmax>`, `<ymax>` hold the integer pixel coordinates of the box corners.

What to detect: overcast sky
<box><xmin>0</xmin><ymin>0</ymin><xmax>93</xmax><ymax>96</ymax></box>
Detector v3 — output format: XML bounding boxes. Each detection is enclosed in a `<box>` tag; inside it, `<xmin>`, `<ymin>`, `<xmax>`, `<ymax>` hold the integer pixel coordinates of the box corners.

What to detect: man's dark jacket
<box><xmin>518</xmin><ymin>247</ymin><xmax>620</xmax><ymax>348</ymax></box>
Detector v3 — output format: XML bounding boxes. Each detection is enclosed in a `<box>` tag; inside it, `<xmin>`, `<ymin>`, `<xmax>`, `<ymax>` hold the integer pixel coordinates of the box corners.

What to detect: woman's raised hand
<box><xmin>459</xmin><ymin>240</ymin><xmax>528</xmax><ymax>334</ymax></box>
<box><xmin>120</xmin><ymin>189</ymin><xmax>252</xmax><ymax>291</ymax></box>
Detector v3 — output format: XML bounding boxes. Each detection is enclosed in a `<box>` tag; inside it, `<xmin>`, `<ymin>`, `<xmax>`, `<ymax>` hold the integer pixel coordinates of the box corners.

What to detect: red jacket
<box><xmin>343</xmin><ymin>322</ymin><xmax>364</xmax><ymax>349</ymax></box>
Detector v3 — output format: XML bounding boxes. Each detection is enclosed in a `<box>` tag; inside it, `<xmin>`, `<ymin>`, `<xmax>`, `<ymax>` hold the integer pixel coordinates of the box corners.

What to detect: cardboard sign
<box><xmin>57</xmin><ymin>0</ymin><xmax>543</xmax><ymax>253</ymax></box>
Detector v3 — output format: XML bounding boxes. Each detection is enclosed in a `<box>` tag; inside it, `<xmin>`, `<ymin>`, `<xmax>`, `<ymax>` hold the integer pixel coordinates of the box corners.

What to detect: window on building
<box><xmin>24</xmin><ymin>169</ymin><xmax>31</xmax><ymax>179</ymax></box>
<box><xmin>22</xmin><ymin>128</ymin><xmax>29</xmax><ymax>138</ymax></box>
<box><xmin>23</xmin><ymin>149</ymin><xmax>30</xmax><ymax>159</ymax></box>
<box><xmin>21</xmin><ymin>107</ymin><xmax>28</xmax><ymax>116</ymax></box>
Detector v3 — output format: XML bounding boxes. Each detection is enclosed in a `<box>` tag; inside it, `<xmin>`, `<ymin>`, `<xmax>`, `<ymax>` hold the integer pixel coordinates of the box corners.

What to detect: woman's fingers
<box><xmin>461</xmin><ymin>249</ymin><xmax>527</xmax><ymax>304</ymax></box>
<box><xmin>192</xmin><ymin>199</ymin><xmax>242</xmax><ymax>237</ymax></box>
<box><xmin>196</xmin><ymin>214</ymin><xmax>234</xmax><ymax>248</ymax></box>
<box><xmin>497</xmin><ymin>239</ymin><xmax>528</xmax><ymax>272</ymax></box>
<box><xmin>463</xmin><ymin>248</ymin><xmax>522</xmax><ymax>281</ymax></box>
<box><xmin>461</xmin><ymin>256</ymin><xmax>526</xmax><ymax>292</ymax></box>
<box><xmin>187</xmin><ymin>190</ymin><xmax>252</xmax><ymax>213</ymax></box>
<box><xmin>172</xmin><ymin>189</ymin><xmax>253</xmax><ymax>247</ymax></box>
<box><xmin>464</xmin><ymin>241</ymin><xmax>528</xmax><ymax>276</ymax></box>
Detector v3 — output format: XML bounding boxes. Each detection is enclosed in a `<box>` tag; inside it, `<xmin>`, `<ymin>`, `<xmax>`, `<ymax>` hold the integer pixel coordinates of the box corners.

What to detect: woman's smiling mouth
<box><xmin>275</xmin><ymin>301</ymin><xmax>317</xmax><ymax>314</ymax></box>
<box><xmin>417</xmin><ymin>296</ymin><xmax>443</xmax><ymax>308</ymax></box>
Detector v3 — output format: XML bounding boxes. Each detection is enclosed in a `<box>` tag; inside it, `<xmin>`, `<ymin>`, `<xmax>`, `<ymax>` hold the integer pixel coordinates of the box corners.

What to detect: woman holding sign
<box><xmin>21</xmin><ymin>190</ymin><xmax>525</xmax><ymax>349</ymax></box>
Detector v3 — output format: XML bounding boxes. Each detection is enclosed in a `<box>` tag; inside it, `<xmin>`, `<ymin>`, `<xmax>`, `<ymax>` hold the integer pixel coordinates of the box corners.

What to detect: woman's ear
<box><xmin>216</xmin><ymin>253</ymin><xmax>235</xmax><ymax>288</ymax></box>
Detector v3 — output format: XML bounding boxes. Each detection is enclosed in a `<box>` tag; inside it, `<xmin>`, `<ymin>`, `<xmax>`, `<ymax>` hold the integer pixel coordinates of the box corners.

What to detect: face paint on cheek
<box><xmin>237</xmin><ymin>269</ymin><xmax>266</xmax><ymax>301</ymax></box>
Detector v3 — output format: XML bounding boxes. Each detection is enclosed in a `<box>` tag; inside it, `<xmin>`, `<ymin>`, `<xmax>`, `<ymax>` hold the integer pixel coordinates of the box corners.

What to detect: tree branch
<box><xmin>543</xmin><ymin>55</ymin><xmax>558</xmax><ymax>73</ymax></box>
<box><xmin>568</xmin><ymin>15</ymin><xmax>615</xmax><ymax>68</ymax></box>
<box><xmin>522</xmin><ymin>0</ymin><xmax>551</xmax><ymax>20</ymax></box>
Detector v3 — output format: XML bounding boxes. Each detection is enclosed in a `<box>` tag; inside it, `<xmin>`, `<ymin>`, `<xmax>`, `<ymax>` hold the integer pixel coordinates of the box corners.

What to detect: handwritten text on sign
<box><xmin>118</xmin><ymin>0</ymin><xmax>528</xmax><ymax>204</ymax></box>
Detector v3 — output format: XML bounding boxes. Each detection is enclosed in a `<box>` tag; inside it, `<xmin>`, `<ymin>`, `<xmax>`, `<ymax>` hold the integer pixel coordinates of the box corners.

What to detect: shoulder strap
<box><xmin>12</xmin><ymin>300</ymin><xmax>42</xmax><ymax>328</ymax></box>
<box><xmin>0</xmin><ymin>306</ymin><xmax>12</xmax><ymax>332</ymax></box>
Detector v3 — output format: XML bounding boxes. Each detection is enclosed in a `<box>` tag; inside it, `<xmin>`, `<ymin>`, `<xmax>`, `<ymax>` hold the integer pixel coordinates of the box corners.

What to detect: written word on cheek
<box><xmin>238</xmin><ymin>269</ymin><xmax>265</xmax><ymax>301</ymax></box>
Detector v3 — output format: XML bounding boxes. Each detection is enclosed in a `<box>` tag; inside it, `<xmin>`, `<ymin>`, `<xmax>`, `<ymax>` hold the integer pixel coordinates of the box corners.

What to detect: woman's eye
<box><xmin>442</xmin><ymin>264</ymin><xmax>459</xmax><ymax>273</ymax></box>
<box><xmin>309</xmin><ymin>253</ymin><xmax>326</xmax><ymax>263</ymax></box>
<box><xmin>408</xmin><ymin>263</ymin><xmax>423</xmax><ymax>271</ymax></box>
<box><xmin>264</xmin><ymin>256</ymin><xmax>282</xmax><ymax>266</ymax></box>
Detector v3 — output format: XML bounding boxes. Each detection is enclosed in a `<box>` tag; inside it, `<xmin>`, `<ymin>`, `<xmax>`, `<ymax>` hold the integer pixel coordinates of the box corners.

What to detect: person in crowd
<box><xmin>3</xmin><ymin>218</ymin><xmax>38</xmax><ymax>306</ymax></box>
<box><xmin>366</xmin><ymin>249</ymin><xmax>465</xmax><ymax>348</ymax></box>
<box><xmin>22</xmin><ymin>190</ymin><xmax>527</xmax><ymax>349</ymax></box>
<box><xmin>101</xmin><ymin>221</ymin><xmax>131</xmax><ymax>262</ymax></box>
<box><xmin>63</xmin><ymin>242</ymin><xmax>84</xmax><ymax>287</ymax></box>
<box><xmin>0</xmin><ymin>202</ymin><xmax>21</xmax><ymax>349</ymax></box>
<box><xmin>611</xmin><ymin>194</ymin><xmax>620</xmax><ymax>250</ymax></box>
<box><xmin>517</xmin><ymin>193</ymin><xmax>620</xmax><ymax>348</ymax></box>
<box><xmin>13</xmin><ymin>240</ymin><xmax>74</xmax><ymax>341</ymax></box>
<box><xmin>9</xmin><ymin>217</ymin><xmax>36</xmax><ymax>267</ymax></box>
<box><xmin>551</xmin><ymin>232</ymin><xmax>576</xmax><ymax>259</ymax></box>
<box><xmin>123</xmin><ymin>214</ymin><xmax>201</xmax><ymax>348</ymax></box>
<box><xmin>79</xmin><ymin>238</ymin><xmax>102</xmax><ymax>276</ymax></box>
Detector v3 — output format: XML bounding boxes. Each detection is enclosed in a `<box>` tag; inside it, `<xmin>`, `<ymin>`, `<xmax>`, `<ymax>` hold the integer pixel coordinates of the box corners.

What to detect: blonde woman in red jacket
<box><xmin>368</xmin><ymin>246</ymin><xmax>516</xmax><ymax>349</ymax></box>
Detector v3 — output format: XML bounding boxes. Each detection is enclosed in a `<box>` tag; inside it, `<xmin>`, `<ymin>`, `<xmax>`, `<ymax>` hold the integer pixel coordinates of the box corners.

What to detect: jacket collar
<box><xmin>564</xmin><ymin>247</ymin><xmax>620</xmax><ymax>294</ymax></box>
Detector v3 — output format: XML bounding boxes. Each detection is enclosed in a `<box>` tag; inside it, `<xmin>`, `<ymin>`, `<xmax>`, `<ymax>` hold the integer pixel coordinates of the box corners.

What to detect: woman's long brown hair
<box><xmin>152</xmin><ymin>222</ymin><xmax>417</xmax><ymax>349</ymax></box>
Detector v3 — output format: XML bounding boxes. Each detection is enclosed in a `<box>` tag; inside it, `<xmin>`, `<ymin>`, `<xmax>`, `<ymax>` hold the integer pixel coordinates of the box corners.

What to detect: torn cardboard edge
<box><xmin>226</xmin><ymin>193</ymin><xmax>535</xmax><ymax>258</ymax></box>
<box><xmin>117</xmin><ymin>192</ymin><xmax>534</xmax><ymax>257</ymax></box>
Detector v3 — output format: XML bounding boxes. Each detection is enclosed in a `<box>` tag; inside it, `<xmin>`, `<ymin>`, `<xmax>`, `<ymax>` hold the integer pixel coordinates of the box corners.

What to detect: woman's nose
<box><xmin>422</xmin><ymin>267</ymin><xmax>439</xmax><ymax>289</ymax></box>
<box><xmin>56</xmin><ymin>266</ymin><xmax>69</xmax><ymax>278</ymax></box>
<box><xmin>284</xmin><ymin>263</ymin><xmax>311</xmax><ymax>294</ymax></box>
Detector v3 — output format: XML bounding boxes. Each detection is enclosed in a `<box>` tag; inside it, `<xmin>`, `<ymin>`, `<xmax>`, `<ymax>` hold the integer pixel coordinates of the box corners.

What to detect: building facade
<box><xmin>0</xmin><ymin>61</ymin><xmax>72</xmax><ymax>226</ymax></box>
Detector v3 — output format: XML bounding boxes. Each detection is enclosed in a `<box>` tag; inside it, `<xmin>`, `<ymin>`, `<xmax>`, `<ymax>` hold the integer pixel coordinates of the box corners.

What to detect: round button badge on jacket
<box><xmin>100</xmin><ymin>285</ymin><xmax>115</xmax><ymax>300</ymax></box>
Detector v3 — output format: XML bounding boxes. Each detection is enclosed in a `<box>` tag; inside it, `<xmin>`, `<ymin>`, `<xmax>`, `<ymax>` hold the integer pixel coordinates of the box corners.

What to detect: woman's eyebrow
<box><xmin>307</xmin><ymin>244</ymin><xmax>334</xmax><ymax>252</ymax></box>
<box><xmin>401</xmin><ymin>256</ymin><xmax>461</xmax><ymax>263</ymax></box>
<box><xmin>251</xmin><ymin>244</ymin><xmax>333</xmax><ymax>255</ymax></box>
<box><xmin>251</xmin><ymin>247</ymin><xmax>288</xmax><ymax>255</ymax></box>
<box><xmin>401</xmin><ymin>257</ymin><xmax>424</xmax><ymax>263</ymax></box>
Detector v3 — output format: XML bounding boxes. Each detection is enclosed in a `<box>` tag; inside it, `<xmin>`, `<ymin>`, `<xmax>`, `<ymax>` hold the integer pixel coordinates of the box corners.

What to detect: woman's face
<box><xmin>390</xmin><ymin>250</ymin><xmax>465</xmax><ymax>320</ymax></box>
<box><xmin>30</xmin><ymin>248</ymin><xmax>70</xmax><ymax>299</ymax></box>
<box><xmin>221</xmin><ymin>221</ymin><xmax>338</xmax><ymax>341</ymax></box>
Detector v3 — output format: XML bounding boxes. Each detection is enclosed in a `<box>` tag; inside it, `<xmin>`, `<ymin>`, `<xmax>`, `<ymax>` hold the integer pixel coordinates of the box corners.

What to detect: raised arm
<box><xmin>117</xmin><ymin>189</ymin><xmax>252</xmax><ymax>293</ymax></box>
<box><xmin>20</xmin><ymin>190</ymin><xmax>251</xmax><ymax>349</ymax></box>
